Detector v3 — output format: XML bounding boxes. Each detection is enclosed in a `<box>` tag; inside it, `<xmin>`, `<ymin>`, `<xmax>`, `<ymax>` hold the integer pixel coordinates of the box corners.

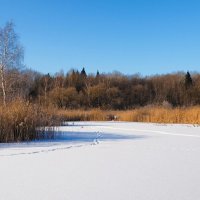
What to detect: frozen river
<box><xmin>1</xmin><ymin>121</ymin><xmax>200</xmax><ymax>200</ymax></box>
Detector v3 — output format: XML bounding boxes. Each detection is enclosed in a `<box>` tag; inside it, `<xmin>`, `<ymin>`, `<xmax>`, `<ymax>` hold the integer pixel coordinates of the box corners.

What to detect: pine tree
<box><xmin>96</xmin><ymin>70</ymin><xmax>100</xmax><ymax>77</ymax></box>
<box><xmin>81</xmin><ymin>67</ymin><xmax>87</xmax><ymax>78</ymax></box>
<box><xmin>185</xmin><ymin>71</ymin><xmax>193</xmax><ymax>89</ymax></box>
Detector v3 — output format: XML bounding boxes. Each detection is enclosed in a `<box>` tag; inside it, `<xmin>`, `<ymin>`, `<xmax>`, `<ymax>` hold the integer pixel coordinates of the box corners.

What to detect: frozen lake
<box><xmin>1</xmin><ymin>121</ymin><xmax>200</xmax><ymax>200</ymax></box>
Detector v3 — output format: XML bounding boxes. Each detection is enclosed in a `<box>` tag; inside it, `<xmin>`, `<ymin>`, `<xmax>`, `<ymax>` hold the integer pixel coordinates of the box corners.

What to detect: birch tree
<box><xmin>0</xmin><ymin>22</ymin><xmax>23</xmax><ymax>105</ymax></box>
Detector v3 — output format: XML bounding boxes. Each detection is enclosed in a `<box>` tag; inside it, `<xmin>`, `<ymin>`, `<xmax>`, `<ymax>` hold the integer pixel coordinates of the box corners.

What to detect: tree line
<box><xmin>29</xmin><ymin>69</ymin><xmax>200</xmax><ymax>109</ymax></box>
<box><xmin>1</xmin><ymin>66</ymin><xmax>198</xmax><ymax>109</ymax></box>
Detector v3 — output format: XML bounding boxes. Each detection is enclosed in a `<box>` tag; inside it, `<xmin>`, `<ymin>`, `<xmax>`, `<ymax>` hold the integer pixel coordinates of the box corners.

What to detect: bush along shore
<box><xmin>0</xmin><ymin>100</ymin><xmax>60</xmax><ymax>143</ymax></box>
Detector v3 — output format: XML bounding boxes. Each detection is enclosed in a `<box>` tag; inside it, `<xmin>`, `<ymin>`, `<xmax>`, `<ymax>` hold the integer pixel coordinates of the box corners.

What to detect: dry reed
<box><xmin>57</xmin><ymin>109</ymin><xmax>115</xmax><ymax>121</ymax></box>
<box><xmin>0</xmin><ymin>100</ymin><xmax>60</xmax><ymax>143</ymax></box>
<box><xmin>1</xmin><ymin>104</ymin><xmax>200</xmax><ymax>143</ymax></box>
<box><xmin>57</xmin><ymin>106</ymin><xmax>200</xmax><ymax>124</ymax></box>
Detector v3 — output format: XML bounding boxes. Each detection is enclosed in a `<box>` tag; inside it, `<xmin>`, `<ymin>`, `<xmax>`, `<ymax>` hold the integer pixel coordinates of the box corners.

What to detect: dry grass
<box><xmin>118</xmin><ymin>106</ymin><xmax>200</xmax><ymax>124</ymax></box>
<box><xmin>0</xmin><ymin>100</ymin><xmax>60</xmax><ymax>143</ymax></box>
<box><xmin>1</xmin><ymin>104</ymin><xmax>200</xmax><ymax>143</ymax></box>
<box><xmin>57</xmin><ymin>106</ymin><xmax>200</xmax><ymax>124</ymax></box>
<box><xmin>57</xmin><ymin>109</ymin><xmax>115</xmax><ymax>121</ymax></box>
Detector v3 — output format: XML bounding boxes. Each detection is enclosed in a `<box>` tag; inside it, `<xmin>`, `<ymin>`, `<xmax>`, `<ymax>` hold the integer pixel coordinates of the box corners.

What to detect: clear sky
<box><xmin>0</xmin><ymin>0</ymin><xmax>200</xmax><ymax>75</ymax></box>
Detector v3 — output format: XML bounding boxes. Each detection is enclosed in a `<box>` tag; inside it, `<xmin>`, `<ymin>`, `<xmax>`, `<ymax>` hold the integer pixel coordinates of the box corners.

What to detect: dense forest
<box><xmin>2</xmin><ymin>67</ymin><xmax>199</xmax><ymax>109</ymax></box>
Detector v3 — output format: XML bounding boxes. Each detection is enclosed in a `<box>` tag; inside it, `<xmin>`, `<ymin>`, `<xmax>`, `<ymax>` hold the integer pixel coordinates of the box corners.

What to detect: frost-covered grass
<box><xmin>0</xmin><ymin>121</ymin><xmax>200</xmax><ymax>200</ymax></box>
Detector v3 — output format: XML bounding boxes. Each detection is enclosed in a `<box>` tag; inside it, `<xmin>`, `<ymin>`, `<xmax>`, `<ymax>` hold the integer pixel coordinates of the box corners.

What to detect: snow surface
<box><xmin>1</xmin><ymin>121</ymin><xmax>200</xmax><ymax>200</ymax></box>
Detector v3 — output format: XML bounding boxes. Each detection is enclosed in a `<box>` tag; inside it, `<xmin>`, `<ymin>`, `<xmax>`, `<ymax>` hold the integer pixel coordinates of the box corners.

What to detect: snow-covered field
<box><xmin>1</xmin><ymin>121</ymin><xmax>200</xmax><ymax>200</ymax></box>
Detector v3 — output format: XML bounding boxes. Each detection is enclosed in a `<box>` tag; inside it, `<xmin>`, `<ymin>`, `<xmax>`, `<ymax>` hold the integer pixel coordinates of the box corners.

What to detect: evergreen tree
<box><xmin>81</xmin><ymin>67</ymin><xmax>87</xmax><ymax>78</ymax></box>
<box><xmin>185</xmin><ymin>71</ymin><xmax>193</xmax><ymax>89</ymax></box>
<box><xmin>96</xmin><ymin>70</ymin><xmax>100</xmax><ymax>77</ymax></box>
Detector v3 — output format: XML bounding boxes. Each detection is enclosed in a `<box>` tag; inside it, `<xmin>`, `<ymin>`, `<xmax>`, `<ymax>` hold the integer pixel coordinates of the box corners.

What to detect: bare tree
<box><xmin>0</xmin><ymin>22</ymin><xmax>23</xmax><ymax>106</ymax></box>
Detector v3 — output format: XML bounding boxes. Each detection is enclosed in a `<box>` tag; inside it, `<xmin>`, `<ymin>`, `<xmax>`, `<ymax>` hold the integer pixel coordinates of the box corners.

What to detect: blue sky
<box><xmin>0</xmin><ymin>0</ymin><xmax>200</xmax><ymax>75</ymax></box>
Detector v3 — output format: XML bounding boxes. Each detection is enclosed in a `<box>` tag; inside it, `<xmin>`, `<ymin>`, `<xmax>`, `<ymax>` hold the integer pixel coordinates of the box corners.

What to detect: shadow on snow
<box><xmin>0</xmin><ymin>131</ymin><xmax>146</xmax><ymax>149</ymax></box>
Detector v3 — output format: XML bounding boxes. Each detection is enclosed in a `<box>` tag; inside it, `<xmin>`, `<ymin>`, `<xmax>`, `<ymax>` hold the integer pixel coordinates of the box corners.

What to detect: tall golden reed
<box><xmin>0</xmin><ymin>99</ymin><xmax>59</xmax><ymax>143</ymax></box>
<box><xmin>57</xmin><ymin>107</ymin><xmax>200</xmax><ymax>124</ymax></box>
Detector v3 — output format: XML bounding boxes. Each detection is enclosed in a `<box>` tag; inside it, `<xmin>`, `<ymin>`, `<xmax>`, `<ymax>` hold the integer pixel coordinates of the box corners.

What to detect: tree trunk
<box><xmin>0</xmin><ymin>65</ymin><xmax>6</xmax><ymax>106</ymax></box>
